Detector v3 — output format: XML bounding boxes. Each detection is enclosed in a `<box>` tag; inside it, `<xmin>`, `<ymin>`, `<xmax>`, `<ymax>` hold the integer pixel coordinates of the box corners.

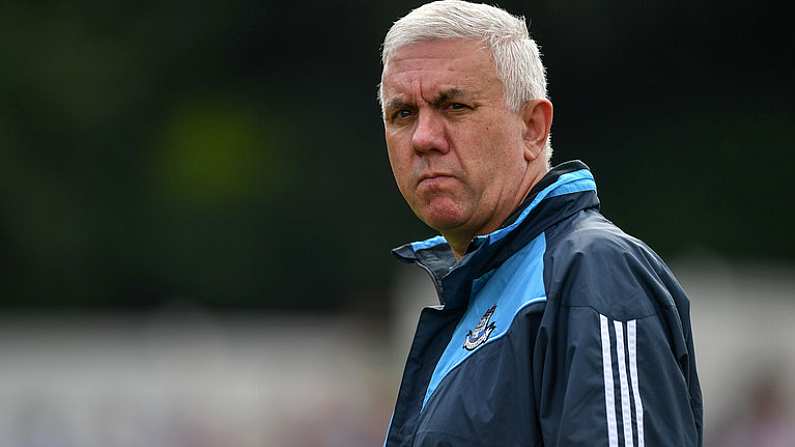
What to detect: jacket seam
<box><xmin>560</xmin><ymin>304</ymin><xmax>659</xmax><ymax>321</ymax></box>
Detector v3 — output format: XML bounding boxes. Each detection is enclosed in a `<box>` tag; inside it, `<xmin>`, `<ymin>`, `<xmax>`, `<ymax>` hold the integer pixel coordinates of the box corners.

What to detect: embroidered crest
<box><xmin>463</xmin><ymin>305</ymin><xmax>497</xmax><ymax>351</ymax></box>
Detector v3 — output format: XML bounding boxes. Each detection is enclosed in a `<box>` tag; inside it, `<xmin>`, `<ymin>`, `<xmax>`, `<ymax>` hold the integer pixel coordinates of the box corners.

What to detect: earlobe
<box><xmin>521</xmin><ymin>99</ymin><xmax>553</xmax><ymax>162</ymax></box>
<box><xmin>523</xmin><ymin>141</ymin><xmax>540</xmax><ymax>162</ymax></box>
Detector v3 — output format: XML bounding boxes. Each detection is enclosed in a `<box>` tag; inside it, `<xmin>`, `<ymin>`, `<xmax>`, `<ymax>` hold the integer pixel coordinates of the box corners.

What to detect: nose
<box><xmin>411</xmin><ymin>110</ymin><xmax>449</xmax><ymax>154</ymax></box>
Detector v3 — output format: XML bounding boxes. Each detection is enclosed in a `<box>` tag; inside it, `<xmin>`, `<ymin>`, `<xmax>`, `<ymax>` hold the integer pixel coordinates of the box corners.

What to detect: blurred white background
<box><xmin>1</xmin><ymin>256</ymin><xmax>793</xmax><ymax>446</ymax></box>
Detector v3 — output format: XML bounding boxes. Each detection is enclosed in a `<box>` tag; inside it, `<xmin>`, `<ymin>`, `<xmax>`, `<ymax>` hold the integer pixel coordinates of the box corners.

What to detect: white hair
<box><xmin>379</xmin><ymin>0</ymin><xmax>552</xmax><ymax>162</ymax></box>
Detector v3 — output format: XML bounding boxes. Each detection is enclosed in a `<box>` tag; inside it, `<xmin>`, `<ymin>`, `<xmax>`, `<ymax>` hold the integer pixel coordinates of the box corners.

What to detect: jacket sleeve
<box><xmin>534</xmin><ymin>238</ymin><xmax>703</xmax><ymax>447</ymax></box>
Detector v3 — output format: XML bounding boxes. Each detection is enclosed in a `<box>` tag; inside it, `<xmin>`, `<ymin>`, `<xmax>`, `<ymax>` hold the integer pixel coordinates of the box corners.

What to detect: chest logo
<box><xmin>463</xmin><ymin>305</ymin><xmax>497</xmax><ymax>351</ymax></box>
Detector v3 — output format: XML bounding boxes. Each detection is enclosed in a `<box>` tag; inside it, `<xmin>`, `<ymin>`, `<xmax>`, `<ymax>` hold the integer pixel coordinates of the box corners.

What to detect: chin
<box><xmin>418</xmin><ymin>201</ymin><xmax>468</xmax><ymax>233</ymax></box>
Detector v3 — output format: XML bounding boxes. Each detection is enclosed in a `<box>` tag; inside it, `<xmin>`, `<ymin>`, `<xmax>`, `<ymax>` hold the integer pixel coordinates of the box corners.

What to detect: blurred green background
<box><xmin>0</xmin><ymin>0</ymin><xmax>791</xmax><ymax>312</ymax></box>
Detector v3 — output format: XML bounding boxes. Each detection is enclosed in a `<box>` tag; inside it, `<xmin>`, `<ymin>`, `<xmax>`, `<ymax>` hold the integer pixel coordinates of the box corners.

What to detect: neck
<box><xmin>445</xmin><ymin>165</ymin><xmax>548</xmax><ymax>260</ymax></box>
<box><xmin>447</xmin><ymin>235</ymin><xmax>472</xmax><ymax>260</ymax></box>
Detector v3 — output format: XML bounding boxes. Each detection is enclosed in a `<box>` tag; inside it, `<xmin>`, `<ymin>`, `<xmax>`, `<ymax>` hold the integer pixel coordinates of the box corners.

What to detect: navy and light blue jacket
<box><xmin>384</xmin><ymin>161</ymin><xmax>703</xmax><ymax>447</ymax></box>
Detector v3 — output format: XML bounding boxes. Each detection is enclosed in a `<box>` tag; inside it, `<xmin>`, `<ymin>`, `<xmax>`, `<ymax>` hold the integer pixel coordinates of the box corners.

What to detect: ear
<box><xmin>520</xmin><ymin>99</ymin><xmax>553</xmax><ymax>162</ymax></box>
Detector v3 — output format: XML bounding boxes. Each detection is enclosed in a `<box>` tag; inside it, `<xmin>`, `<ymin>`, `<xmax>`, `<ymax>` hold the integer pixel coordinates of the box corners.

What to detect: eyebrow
<box><xmin>385</xmin><ymin>98</ymin><xmax>412</xmax><ymax>113</ymax></box>
<box><xmin>429</xmin><ymin>88</ymin><xmax>466</xmax><ymax>108</ymax></box>
<box><xmin>385</xmin><ymin>88</ymin><xmax>468</xmax><ymax>113</ymax></box>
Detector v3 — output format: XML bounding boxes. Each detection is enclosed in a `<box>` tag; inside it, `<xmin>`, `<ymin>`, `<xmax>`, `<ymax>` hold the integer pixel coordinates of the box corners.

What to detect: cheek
<box><xmin>386</xmin><ymin>141</ymin><xmax>414</xmax><ymax>189</ymax></box>
<box><xmin>485</xmin><ymin>121</ymin><xmax>522</xmax><ymax>156</ymax></box>
<box><xmin>460</xmin><ymin>123</ymin><xmax>522</xmax><ymax>182</ymax></box>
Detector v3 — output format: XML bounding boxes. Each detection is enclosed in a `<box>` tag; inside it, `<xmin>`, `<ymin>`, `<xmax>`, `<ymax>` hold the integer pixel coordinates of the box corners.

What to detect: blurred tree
<box><xmin>0</xmin><ymin>0</ymin><xmax>791</xmax><ymax>310</ymax></box>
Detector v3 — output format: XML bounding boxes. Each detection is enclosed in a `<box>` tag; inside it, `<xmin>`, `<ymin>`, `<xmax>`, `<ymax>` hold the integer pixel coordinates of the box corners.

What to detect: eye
<box><xmin>446</xmin><ymin>102</ymin><xmax>469</xmax><ymax>112</ymax></box>
<box><xmin>390</xmin><ymin>108</ymin><xmax>414</xmax><ymax>122</ymax></box>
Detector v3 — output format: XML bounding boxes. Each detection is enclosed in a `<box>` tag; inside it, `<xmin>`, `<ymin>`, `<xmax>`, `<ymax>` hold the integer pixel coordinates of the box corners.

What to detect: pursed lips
<box><xmin>417</xmin><ymin>172</ymin><xmax>456</xmax><ymax>188</ymax></box>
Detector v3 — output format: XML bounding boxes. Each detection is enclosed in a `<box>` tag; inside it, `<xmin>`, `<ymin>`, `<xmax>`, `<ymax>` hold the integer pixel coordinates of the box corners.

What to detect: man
<box><xmin>379</xmin><ymin>1</ymin><xmax>703</xmax><ymax>446</ymax></box>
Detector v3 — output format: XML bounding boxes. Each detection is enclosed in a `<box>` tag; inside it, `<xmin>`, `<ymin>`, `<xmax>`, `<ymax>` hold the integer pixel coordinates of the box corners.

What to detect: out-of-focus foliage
<box><xmin>0</xmin><ymin>0</ymin><xmax>791</xmax><ymax>310</ymax></box>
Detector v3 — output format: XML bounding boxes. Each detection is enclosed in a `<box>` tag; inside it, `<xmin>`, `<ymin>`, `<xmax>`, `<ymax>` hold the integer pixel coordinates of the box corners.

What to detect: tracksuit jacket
<box><xmin>384</xmin><ymin>161</ymin><xmax>703</xmax><ymax>447</ymax></box>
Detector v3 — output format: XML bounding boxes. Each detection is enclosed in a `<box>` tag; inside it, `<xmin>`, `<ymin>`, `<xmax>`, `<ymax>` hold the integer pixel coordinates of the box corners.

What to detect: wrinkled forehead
<box><xmin>383</xmin><ymin>37</ymin><xmax>491</xmax><ymax>69</ymax></box>
<box><xmin>381</xmin><ymin>39</ymin><xmax>500</xmax><ymax>102</ymax></box>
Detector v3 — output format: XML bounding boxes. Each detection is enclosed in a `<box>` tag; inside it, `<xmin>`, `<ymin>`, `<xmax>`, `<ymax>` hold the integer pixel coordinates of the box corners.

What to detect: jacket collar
<box><xmin>392</xmin><ymin>160</ymin><xmax>599</xmax><ymax>309</ymax></box>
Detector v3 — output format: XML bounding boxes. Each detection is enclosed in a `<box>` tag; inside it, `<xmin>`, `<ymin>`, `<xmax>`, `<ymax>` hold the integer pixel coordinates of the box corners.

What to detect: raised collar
<box><xmin>392</xmin><ymin>160</ymin><xmax>599</xmax><ymax>308</ymax></box>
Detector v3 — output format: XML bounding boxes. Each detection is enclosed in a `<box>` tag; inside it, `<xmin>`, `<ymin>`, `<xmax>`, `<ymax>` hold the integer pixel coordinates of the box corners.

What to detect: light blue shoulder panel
<box><xmin>489</xmin><ymin>169</ymin><xmax>595</xmax><ymax>243</ymax></box>
<box><xmin>421</xmin><ymin>233</ymin><xmax>548</xmax><ymax>410</ymax></box>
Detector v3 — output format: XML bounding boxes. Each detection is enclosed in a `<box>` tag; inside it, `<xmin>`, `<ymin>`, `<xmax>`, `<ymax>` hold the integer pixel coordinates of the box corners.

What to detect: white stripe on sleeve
<box><xmin>614</xmin><ymin>320</ymin><xmax>634</xmax><ymax>447</ymax></box>
<box><xmin>628</xmin><ymin>320</ymin><xmax>645</xmax><ymax>447</ymax></box>
<box><xmin>599</xmin><ymin>314</ymin><xmax>619</xmax><ymax>447</ymax></box>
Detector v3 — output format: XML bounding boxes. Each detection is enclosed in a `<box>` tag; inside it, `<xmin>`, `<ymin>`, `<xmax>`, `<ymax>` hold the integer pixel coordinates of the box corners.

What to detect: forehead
<box><xmin>381</xmin><ymin>39</ymin><xmax>502</xmax><ymax>102</ymax></box>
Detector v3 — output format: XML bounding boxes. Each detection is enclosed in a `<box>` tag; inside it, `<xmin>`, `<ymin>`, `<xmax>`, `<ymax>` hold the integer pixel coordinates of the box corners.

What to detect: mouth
<box><xmin>417</xmin><ymin>173</ymin><xmax>455</xmax><ymax>188</ymax></box>
<box><xmin>419</xmin><ymin>172</ymin><xmax>454</xmax><ymax>181</ymax></box>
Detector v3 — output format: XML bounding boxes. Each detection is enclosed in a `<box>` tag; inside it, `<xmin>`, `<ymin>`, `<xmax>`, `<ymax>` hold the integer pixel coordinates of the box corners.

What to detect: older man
<box><xmin>379</xmin><ymin>1</ymin><xmax>703</xmax><ymax>447</ymax></box>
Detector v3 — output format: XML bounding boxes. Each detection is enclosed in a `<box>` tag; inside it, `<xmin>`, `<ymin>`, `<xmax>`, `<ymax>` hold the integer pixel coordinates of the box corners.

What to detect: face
<box><xmin>381</xmin><ymin>39</ymin><xmax>532</xmax><ymax>238</ymax></box>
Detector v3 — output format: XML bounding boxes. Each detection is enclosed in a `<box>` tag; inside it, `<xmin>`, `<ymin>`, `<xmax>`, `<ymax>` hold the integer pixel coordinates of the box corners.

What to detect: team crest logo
<box><xmin>463</xmin><ymin>305</ymin><xmax>496</xmax><ymax>351</ymax></box>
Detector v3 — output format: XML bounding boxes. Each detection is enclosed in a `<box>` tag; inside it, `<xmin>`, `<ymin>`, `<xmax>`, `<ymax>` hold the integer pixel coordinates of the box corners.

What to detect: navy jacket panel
<box><xmin>385</xmin><ymin>306</ymin><xmax>463</xmax><ymax>447</ymax></box>
<box><xmin>415</xmin><ymin>303</ymin><xmax>545</xmax><ymax>447</ymax></box>
<box><xmin>384</xmin><ymin>161</ymin><xmax>703</xmax><ymax>447</ymax></box>
<box><xmin>540</xmin><ymin>206</ymin><xmax>703</xmax><ymax>446</ymax></box>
